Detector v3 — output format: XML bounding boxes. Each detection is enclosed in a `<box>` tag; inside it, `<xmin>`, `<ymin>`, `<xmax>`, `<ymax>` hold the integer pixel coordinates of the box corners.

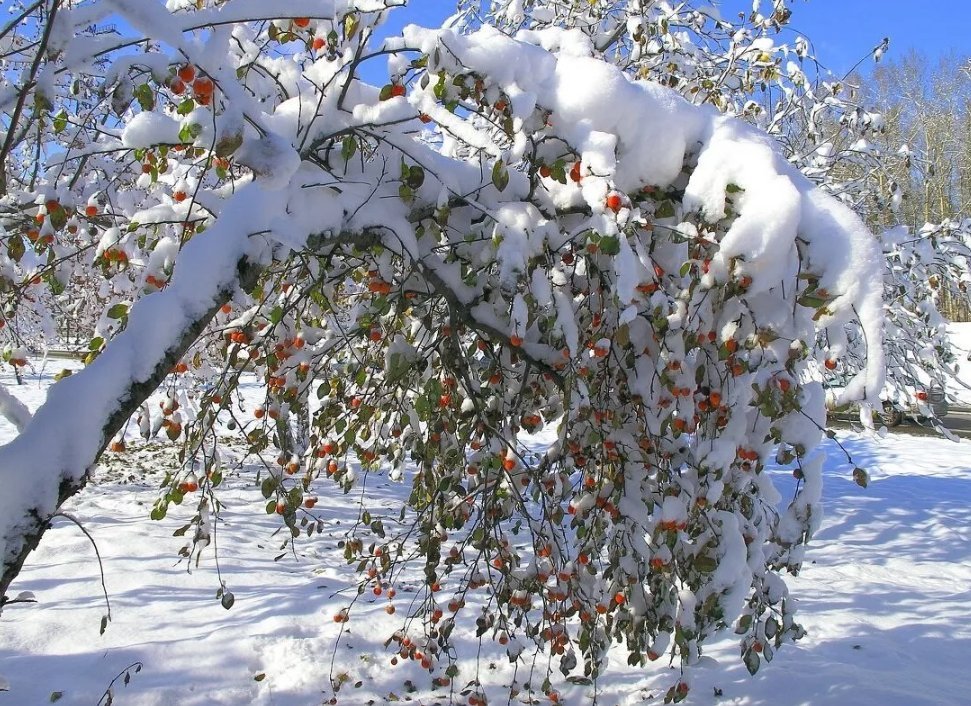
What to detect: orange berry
<box><xmin>192</xmin><ymin>76</ymin><xmax>213</xmax><ymax>95</ymax></box>
<box><xmin>177</xmin><ymin>64</ymin><xmax>196</xmax><ymax>83</ymax></box>
<box><xmin>293</xmin><ymin>17</ymin><xmax>310</xmax><ymax>28</ymax></box>
<box><xmin>570</xmin><ymin>161</ymin><xmax>581</xmax><ymax>183</ymax></box>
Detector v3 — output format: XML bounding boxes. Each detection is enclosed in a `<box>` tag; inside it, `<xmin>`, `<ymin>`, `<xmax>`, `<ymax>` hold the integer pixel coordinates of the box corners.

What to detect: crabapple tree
<box><xmin>0</xmin><ymin>0</ymin><xmax>885</xmax><ymax>701</ymax></box>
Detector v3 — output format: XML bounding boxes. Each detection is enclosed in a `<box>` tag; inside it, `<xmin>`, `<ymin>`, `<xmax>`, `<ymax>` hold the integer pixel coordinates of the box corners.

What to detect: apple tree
<box><xmin>0</xmin><ymin>0</ymin><xmax>886</xmax><ymax>701</ymax></box>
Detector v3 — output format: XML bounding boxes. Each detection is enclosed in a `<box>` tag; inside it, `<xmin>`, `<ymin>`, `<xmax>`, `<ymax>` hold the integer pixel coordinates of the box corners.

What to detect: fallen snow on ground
<box><xmin>0</xmin><ymin>363</ymin><xmax>970</xmax><ymax>705</ymax></box>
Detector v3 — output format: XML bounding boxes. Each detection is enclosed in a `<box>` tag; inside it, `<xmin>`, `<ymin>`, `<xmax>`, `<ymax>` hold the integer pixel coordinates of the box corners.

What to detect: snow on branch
<box><xmin>0</xmin><ymin>1</ymin><xmax>889</xmax><ymax>693</ymax></box>
<box><xmin>0</xmin><ymin>385</ymin><xmax>31</xmax><ymax>434</ymax></box>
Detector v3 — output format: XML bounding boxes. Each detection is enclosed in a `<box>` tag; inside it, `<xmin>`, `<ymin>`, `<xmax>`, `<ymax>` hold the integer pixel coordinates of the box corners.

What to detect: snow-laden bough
<box><xmin>0</xmin><ymin>1</ymin><xmax>884</xmax><ymax>696</ymax></box>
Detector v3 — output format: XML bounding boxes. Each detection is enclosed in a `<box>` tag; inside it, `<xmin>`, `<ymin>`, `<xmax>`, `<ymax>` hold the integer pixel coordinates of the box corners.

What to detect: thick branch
<box><xmin>0</xmin><ymin>254</ymin><xmax>262</xmax><ymax>606</ymax></box>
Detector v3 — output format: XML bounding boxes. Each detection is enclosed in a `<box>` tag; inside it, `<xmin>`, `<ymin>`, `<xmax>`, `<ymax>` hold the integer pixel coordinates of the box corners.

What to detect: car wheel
<box><xmin>880</xmin><ymin>403</ymin><xmax>903</xmax><ymax>427</ymax></box>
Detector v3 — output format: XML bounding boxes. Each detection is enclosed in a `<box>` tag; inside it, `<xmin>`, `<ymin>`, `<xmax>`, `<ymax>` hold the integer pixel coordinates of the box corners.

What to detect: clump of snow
<box><xmin>235</xmin><ymin>132</ymin><xmax>300</xmax><ymax>191</ymax></box>
<box><xmin>121</xmin><ymin>112</ymin><xmax>181</xmax><ymax>149</ymax></box>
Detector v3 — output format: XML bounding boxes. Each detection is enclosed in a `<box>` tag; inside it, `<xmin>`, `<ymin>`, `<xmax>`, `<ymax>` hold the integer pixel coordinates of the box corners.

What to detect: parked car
<box><xmin>824</xmin><ymin>374</ymin><xmax>948</xmax><ymax>427</ymax></box>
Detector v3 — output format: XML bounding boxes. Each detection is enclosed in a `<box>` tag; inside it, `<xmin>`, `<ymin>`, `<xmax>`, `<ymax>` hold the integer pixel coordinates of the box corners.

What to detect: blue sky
<box><xmin>765</xmin><ymin>1</ymin><xmax>971</xmax><ymax>74</ymax></box>
<box><xmin>373</xmin><ymin>1</ymin><xmax>971</xmax><ymax>78</ymax></box>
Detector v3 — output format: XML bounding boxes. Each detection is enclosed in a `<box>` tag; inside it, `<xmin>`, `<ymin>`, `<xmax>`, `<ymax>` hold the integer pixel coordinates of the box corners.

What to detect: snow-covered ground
<box><xmin>1</xmin><ymin>363</ymin><xmax>970</xmax><ymax>705</ymax></box>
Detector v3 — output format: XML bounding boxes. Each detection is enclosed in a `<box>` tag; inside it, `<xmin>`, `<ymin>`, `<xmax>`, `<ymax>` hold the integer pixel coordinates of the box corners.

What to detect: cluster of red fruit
<box><xmin>159</xmin><ymin>392</ymin><xmax>182</xmax><ymax>439</ymax></box>
<box><xmin>169</xmin><ymin>64</ymin><xmax>214</xmax><ymax>105</ymax></box>
<box><xmin>386</xmin><ymin>631</ymin><xmax>435</xmax><ymax>671</ymax></box>
<box><xmin>101</xmin><ymin>248</ymin><xmax>128</xmax><ymax>265</ymax></box>
<box><xmin>367</xmin><ymin>273</ymin><xmax>393</xmax><ymax>295</ymax></box>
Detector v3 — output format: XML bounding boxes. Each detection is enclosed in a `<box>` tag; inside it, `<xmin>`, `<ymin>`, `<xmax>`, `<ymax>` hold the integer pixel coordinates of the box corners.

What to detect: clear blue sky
<box><xmin>373</xmin><ymin>1</ymin><xmax>971</xmax><ymax>78</ymax></box>
<box><xmin>765</xmin><ymin>0</ymin><xmax>971</xmax><ymax>74</ymax></box>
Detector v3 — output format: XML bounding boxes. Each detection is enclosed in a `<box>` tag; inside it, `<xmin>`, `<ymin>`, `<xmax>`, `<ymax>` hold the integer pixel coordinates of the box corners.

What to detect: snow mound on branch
<box><xmin>121</xmin><ymin>112</ymin><xmax>181</xmax><ymax>149</ymax></box>
<box><xmin>403</xmin><ymin>22</ymin><xmax>885</xmax><ymax>405</ymax></box>
<box><xmin>235</xmin><ymin>132</ymin><xmax>300</xmax><ymax>191</ymax></box>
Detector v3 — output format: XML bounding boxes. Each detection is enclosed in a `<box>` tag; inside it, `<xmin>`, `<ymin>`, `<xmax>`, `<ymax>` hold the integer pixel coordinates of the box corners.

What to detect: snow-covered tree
<box><xmin>0</xmin><ymin>0</ymin><xmax>886</xmax><ymax>699</ymax></box>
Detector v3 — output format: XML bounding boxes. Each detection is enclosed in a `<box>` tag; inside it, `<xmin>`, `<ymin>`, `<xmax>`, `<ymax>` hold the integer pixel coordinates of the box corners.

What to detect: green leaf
<box><xmin>655</xmin><ymin>200</ymin><xmax>676</xmax><ymax>218</ymax></box>
<box><xmin>341</xmin><ymin>135</ymin><xmax>357</xmax><ymax>162</ymax></box>
<box><xmin>343</xmin><ymin>13</ymin><xmax>359</xmax><ymax>39</ymax></box>
<box><xmin>261</xmin><ymin>477</ymin><xmax>279</xmax><ymax>498</ymax></box>
<box><xmin>379</xmin><ymin>85</ymin><xmax>393</xmax><ymax>101</ymax></box>
<box><xmin>491</xmin><ymin>161</ymin><xmax>509</xmax><ymax>192</ymax></box>
<box><xmin>134</xmin><ymin>83</ymin><xmax>155</xmax><ymax>111</ymax></box>
<box><xmin>743</xmin><ymin>648</ymin><xmax>760</xmax><ymax>675</ymax></box>
<box><xmin>7</xmin><ymin>233</ymin><xmax>24</xmax><ymax>262</ymax></box>
<box><xmin>53</xmin><ymin>110</ymin><xmax>67</xmax><ymax>134</ymax></box>
<box><xmin>106</xmin><ymin>303</ymin><xmax>129</xmax><ymax>319</ymax></box>
<box><xmin>407</xmin><ymin>165</ymin><xmax>425</xmax><ymax>189</ymax></box>
<box><xmin>177</xmin><ymin>98</ymin><xmax>194</xmax><ymax>116</ymax></box>
<box><xmin>599</xmin><ymin>236</ymin><xmax>619</xmax><ymax>256</ymax></box>
<box><xmin>269</xmin><ymin>305</ymin><xmax>283</xmax><ymax>324</ymax></box>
